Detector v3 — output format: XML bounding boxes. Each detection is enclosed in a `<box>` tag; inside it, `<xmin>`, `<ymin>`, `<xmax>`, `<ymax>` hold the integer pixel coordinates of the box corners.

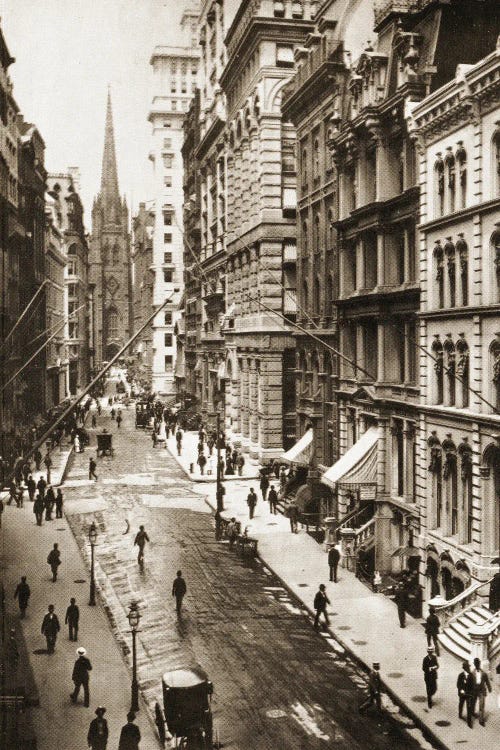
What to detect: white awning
<box><xmin>321</xmin><ymin>427</ymin><xmax>379</xmax><ymax>489</ymax></box>
<box><xmin>280</xmin><ymin>428</ymin><xmax>313</xmax><ymax>464</ymax></box>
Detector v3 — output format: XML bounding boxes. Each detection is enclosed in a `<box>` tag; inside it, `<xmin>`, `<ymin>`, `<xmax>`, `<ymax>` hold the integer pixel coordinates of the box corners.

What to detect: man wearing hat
<box><xmin>359</xmin><ymin>662</ymin><xmax>382</xmax><ymax>713</ymax></box>
<box><xmin>422</xmin><ymin>646</ymin><xmax>439</xmax><ymax>708</ymax></box>
<box><xmin>87</xmin><ymin>707</ymin><xmax>108</xmax><ymax>750</ymax></box>
<box><xmin>71</xmin><ymin>646</ymin><xmax>92</xmax><ymax>707</ymax></box>
<box><xmin>118</xmin><ymin>712</ymin><xmax>141</xmax><ymax>750</ymax></box>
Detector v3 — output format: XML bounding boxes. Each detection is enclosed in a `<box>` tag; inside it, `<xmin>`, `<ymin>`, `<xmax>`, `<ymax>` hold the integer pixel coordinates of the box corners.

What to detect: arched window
<box><xmin>313</xmin><ymin>213</ymin><xmax>320</xmax><ymax>253</ymax></box>
<box><xmin>456</xmin><ymin>334</ymin><xmax>469</xmax><ymax>408</ymax></box>
<box><xmin>490</xmin><ymin>334</ymin><xmax>500</xmax><ymax>412</ymax></box>
<box><xmin>442</xmin><ymin>434</ymin><xmax>458</xmax><ymax>537</ymax></box>
<box><xmin>313</xmin><ymin>138</ymin><xmax>320</xmax><ymax>178</ymax></box>
<box><xmin>302</xmin><ymin>279</ymin><xmax>308</xmax><ymax>310</ymax></box>
<box><xmin>444</xmin><ymin>334</ymin><xmax>456</xmax><ymax>406</ymax></box>
<box><xmin>326</xmin><ymin>273</ymin><xmax>334</xmax><ymax>318</ymax></box>
<box><xmin>445</xmin><ymin>148</ymin><xmax>456</xmax><ymax>213</ymax></box>
<box><xmin>492</xmin><ymin>228</ymin><xmax>500</xmax><ymax>303</ymax></box>
<box><xmin>327</xmin><ymin>209</ymin><xmax>334</xmax><ymax>249</ymax></box>
<box><xmin>493</xmin><ymin>129</ymin><xmax>500</xmax><ymax>198</ymax></box>
<box><xmin>113</xmin><ymin>245</ymin><xmax>119</xmax><ymax>264</ymax></box>
<box><xmin>427</xmin><ymin>432</ymin><xmax>442</xmax><ymax>528</ymax></box>
<box><xmin>302</xmin><ymin>149</ymin><xmax>308</xmax><ymax>184</ymax></box>
<box><xmin>456</xmin><ymin>234</ymin><xmax>468</xmax><ymax>306</ymax></box>
<box><xmin>431</xmin><ymin>335</ymin><xmax>444</xmax><ymax>405</ymax></box>
<box><xmin>434</xmin><ymin>154</ymin><xmax>444</xmax><ymax>217</ymax></box>
<box><xmin>107</xmin><ymin>309</ymin><xmax>119</xmax><ymax>340</ymax></box>
<box><xmin>458</xmin><ymin>438</ymin><xmax>473</xmax><ymax>543</ymax></box>
<box><xmin>433</xmin><ymin>240</ymin><xmax>444</xmax><ymax>308</ymax></box>
<box><xmin>302</xmin><ymin>220</ymin><xmax>308</xmax><ymax>256</ymax></box>
<box><xmin>444</xmin><ymin>237</ymin><xmax>456</xmax><ymax>307</ymax></box>
<box><xmin>313</xmin><ymin>275</ymin><xmax>321</xmax><ymax>316</ymax></box>
<box><xmin>456</xmin><ymin>142</ymin><xmax>467</xmax><ymax>209</ymax></box>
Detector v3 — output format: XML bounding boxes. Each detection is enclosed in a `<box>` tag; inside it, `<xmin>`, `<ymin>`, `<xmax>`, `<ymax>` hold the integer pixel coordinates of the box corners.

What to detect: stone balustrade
<box><xmin>428</xmin><ymin>577</ymin><xmax>494</xmax><ymax>628</ymax></box>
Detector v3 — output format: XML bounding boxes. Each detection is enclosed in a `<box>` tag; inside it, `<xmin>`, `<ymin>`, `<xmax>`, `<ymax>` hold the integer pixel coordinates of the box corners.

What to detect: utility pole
<box><xmin>215</xmin><ymin>411</ymin><xmax>224</xmax><ymax>539</ymax></box>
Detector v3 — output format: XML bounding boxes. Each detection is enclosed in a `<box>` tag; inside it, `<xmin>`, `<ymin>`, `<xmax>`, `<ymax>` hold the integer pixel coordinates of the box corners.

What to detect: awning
<box><xmin>280</xmin><ymin>428</ymin><xmax>313</xmax><ymax>464</ymax></box>
<box><xmin>321</xmin><ymin>427</ymin><xmax>379</xmax><ymax>489</ymax></box>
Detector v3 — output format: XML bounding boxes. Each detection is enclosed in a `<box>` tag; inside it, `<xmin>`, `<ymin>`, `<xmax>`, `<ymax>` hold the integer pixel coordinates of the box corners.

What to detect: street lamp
<box><xmin>88</xmin><ymin>522</ymin><xmax>97</xmax><ymax>606</ymax></box>
<box><xmin>211</xmin><ymin>411</ymin><xmax>224</xmax><ymax>539</ymax></box>
<box><xmin>127</xmin><ymin>601</ymin><xmax>141</xmax><ymax>713</ymax></box>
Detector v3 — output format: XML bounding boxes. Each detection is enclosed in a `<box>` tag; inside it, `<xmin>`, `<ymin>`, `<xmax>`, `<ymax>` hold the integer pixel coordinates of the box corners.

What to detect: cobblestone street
<box><xmin>62</xmin><ymin>408</ymin><xmax>426</xmax><ymax>750</ymax></box>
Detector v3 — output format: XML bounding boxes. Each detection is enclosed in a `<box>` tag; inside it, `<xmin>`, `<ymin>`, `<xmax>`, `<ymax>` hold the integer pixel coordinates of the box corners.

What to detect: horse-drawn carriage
<box><xmin>162</xmin><ymin>667</ymin><xmax>214</xmax><ymax>749</ymax></box>
<box><xmin>135</xmin><ymin>401</ymin><xmax>151</xmax><ymax>429</ymax></box>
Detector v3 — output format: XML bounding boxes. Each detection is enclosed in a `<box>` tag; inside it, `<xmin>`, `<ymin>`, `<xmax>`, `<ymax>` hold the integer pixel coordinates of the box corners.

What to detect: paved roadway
<box><xmin>62</xmin><ymin>403</ymin><xmax>427</xmax><ymax>750</ymax></box>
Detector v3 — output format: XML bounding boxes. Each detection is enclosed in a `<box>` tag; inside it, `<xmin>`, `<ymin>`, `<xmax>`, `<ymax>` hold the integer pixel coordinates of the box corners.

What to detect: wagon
<box><xmin>96</xmin><ymin>432</ymin><xmax>113</xmax><ymax>457</ymax></box>
<box><xmin>162</xmin><ymin>666</ymin><xmax>213</xmax><ymax>749</ymax></box>
<box><xmin>135</xmin><ymin>401</ymin><xmax>150</xmax><ymax>428</ymax></box>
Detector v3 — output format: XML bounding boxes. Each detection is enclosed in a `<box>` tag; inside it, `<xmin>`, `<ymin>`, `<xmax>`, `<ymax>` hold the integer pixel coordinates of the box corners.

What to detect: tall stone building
<box><xmin>131</xmin><ymin>202</ymin><xmax>155</xmax><ymax>390</ymax></box>
<box><xmin>148</xmin><ymin>8</ymin><xmax>199</xmax><ymax>396</ymax></box>
<box><xmin>90</xmin><ymin>91</ymin><xmax>132</xmax><ymax>367</ymax></box>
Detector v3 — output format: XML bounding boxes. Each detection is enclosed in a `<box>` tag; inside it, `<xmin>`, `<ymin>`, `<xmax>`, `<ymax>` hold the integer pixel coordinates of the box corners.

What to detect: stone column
<box><xmin>240</xmin><ymin>360</ymin><xmax>250</xmax><ymax>447</ymax></box>
<box><xmin>377</xmin><ymin>322</ymin><xmax>385</xmax><ymax>382</ymax></box>
<box><xmin>258</xmin><ymin>352</ymin><xmax>285</xmax><ymax>460</ymax></box>
<box><xmin>376</xmin><ymin>231</ymin><xmax>385</xmax><ymax>287</ymax></box>
<box><xmin>355</xmin><ymin>239</ymin><xmax>364</xmax><ymax>290</ymax></box>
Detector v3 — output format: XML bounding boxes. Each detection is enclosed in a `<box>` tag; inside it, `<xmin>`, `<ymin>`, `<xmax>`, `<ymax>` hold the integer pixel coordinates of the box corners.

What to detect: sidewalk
<box><xmin>0</xmin><ymin>417</ymin><xmax>160</xmax><ymax>750</ymax></box>
<box><xmin>165</xmin><ymin>430</ymin><xmax>260</xmax><ymax>482</ymax></box>
<box><xmin>198</xmin><ymin>477</ymin><xmax>500</xmax><ymax>750</ymax></box>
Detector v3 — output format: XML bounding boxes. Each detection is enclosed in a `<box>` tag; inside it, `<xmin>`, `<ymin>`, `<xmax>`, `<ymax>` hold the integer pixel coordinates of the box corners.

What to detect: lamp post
<box><xmin>127</xmin><ymin>601</ymin><xmax>141</xmax><ymax>713</ymax></box>
<box><xmin>88</xmin><ymin>522</ymin><xmax>97</xmax><ymax>606</ymax></box>
<box><xmin>212</xmin><ymin>411</ymin><xmax>224</xmax><ymax>539</ymax></box>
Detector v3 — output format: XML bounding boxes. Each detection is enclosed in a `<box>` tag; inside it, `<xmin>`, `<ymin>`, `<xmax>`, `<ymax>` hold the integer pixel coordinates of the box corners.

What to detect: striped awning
<box><xmin>280</xmin><ymin>428</ymin><xmax>313</xmax><ymax>465</ymax></box>
<box><xmin>321</xmin><ymin>427</ymin><xmax>379</xmax><ymax>489</ymax></box>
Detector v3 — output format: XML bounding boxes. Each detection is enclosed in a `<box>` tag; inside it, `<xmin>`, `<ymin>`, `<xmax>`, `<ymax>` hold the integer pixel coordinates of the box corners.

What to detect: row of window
<box><xmin>433</xmin><ymin>143</ymin><xmax>467</xmax><ymax>217</ymax></box>
<box><xmin>433</xmin><ymin>235</ymin><xmax>468</xmax><ymax>308</ymax></box>
<box><xmin>427</xmin><ymin>433</ymin><xmax>473</xmax><ymax>542</ymax></box>
<box><xmin>341</xmin><ymin>319</ymin><xmax>417</xmax><ymax>385</ymax></box>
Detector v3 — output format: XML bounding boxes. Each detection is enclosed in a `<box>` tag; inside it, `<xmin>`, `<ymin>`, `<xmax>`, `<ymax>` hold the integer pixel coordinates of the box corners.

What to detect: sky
<box><xmin>1</xmin><ymin>0</ymin><xmax>193</xmax><ymax>226</ymax></box>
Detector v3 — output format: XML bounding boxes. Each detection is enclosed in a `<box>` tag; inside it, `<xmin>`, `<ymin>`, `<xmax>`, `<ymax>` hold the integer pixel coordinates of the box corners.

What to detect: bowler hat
<box><xmin>77</xmin><ymin>647</ymin><xmax>87</xmax><ymax>656</ymax></box>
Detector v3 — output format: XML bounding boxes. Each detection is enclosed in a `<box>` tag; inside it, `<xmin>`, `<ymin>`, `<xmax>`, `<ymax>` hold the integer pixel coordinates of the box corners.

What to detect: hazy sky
<box><xmin>1</xmin><ymin>0</ymin><xmax>192</xmax><ymax>225</ymax></box>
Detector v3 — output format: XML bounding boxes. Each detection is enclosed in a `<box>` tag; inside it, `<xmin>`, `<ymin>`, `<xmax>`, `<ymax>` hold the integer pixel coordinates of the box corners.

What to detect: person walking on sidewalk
<box><xmin>118</xmin><ymin>712</ymin><xmax>141</xmax><ymax>750</ymax></box>
<box><xmin>456</xmin><ymin>661</ymin><xmax>471</xmax><ymax>721</ymax></box>
<box><xmin>41</xmin><ymin>604</ymin><xmax>60</xmax><ymax>653</ymax></box>
<box><xmin>116</xmin><ymin>412</ymin><xmax>122</xmax><ymax>429</ymax></box>
<box><xmin>176</xmin><ymin>429</ymin><xmax>183</xmax><ymax>456</ymax></box>
<box><xmin>71</xmin><ymin>646</ymin><xmax>92</xmax><ymax>706</ymax></box>
<box><xmin>47</xmin><ymin>543</ymin><xmax>61</xmax><ymax>582</ymax></box>
<box><xmin>172</xmin><ymin>570</ymin><xmax>187</xmax><ymax>614</ymax></box>
<box><xmin>197</xmin><ymin>451</ymin><xmax>207</xmax><ymax>475</ymax></box>
<box><xmin>37</xmin><ymin>474</ymin><xmax>47</xmax><ymax>500</ymax></box>
<box><xmin>422</xmin><ymin>646</ymin><xmax>439</xmax><ymax>708</ymax></box>
<box><xmin>259</xmin><ymin>473</ymin><xmax>269</xmax><ymax>502</ymax></box>
<box><xmin>359</xmin><ymin>662</ymin><xmax>382</xmax><ymax>713</ymax></box>
<box><xmin>425</xmin><ymin>606</ymin><xmax>441</xmax><ymax>655</ymax></box>
<box><xmin>34</xmin><ymin>492</ymin><xmax>44</xmax><ymax>526</ymax></box>
<box><xmin>268</xmin><ymin>485</ymin><xmax>278</xmax><ymax>515</ymax></box>
<box><xmin>87</xmin><ymin>706</ymin><xmax>108</xmax><ymax>750</ymax></box>
<box><xmin>237</xmin><ymin>453</ymin><xmax>245</xmax><ymax>477</ymax></box>
<box><xmin>247</xmin><ymin>488</ymin><xmax>257</xmax><ymax>520</ymax></box>
<box><xmin>393</xmin><ymin>582</ymin><xmax>408</xmax><ymax>628</ymax></box>
<box><xmin>55</xmin><ymin>488</ymin><xmax>64</xmax><ymax>518</ymax></box>
<box><xmin>34</xmin><ymin>448</ymin><xmax>42</xmax><ymax>471</ymax></box>
<box><xmin>287</xmin><ymin>500</ymin><xmax>299</xmax><ymax>533</ymax></box>
<box><xmin>467</xmin><ymin>657</ymin><xmax>492</xmax><ymax>727</ymax></box>
<box><xmin>45</xmin><ymin>485</ymin><xmax>55</xmax><ymax>520</ymax></box>
<box><xmin>14</xmin><ymin>576</ymin><xmax>31</xmax><ymax>618</ymax></box>
<box><xmin>27</xmin><ymin>474</ymin><xmax>36</xmax><ymax>501</ymax></box>
<box><xmin>313</xmin><ymin>584</ymin><xmax>330</xmax><ymax>630</ymax></box>
<box><xmin>226</xmin><ymin>518</ymin><xmax>238</xmax><ymax>550</ymax></box>
<box><xmin>328</xmin><ymin>543</ymin><xmax>341</xmax><ymax>583</ymax></box>
<box><xmin>44</xmin><ymin>452</ymin><xmax>52</xmax><ymax>484</ymax></box>
<box><xmin>134</xmin><ymin>525</ymin><xmax>150</xmax><ymax>565</ymax></box>
<box><xmin>65</xmin><ymin>597</ymin><xmax>80</xmax><ymax>641</ymax></box>
<box><xmin>89</xmin><ymin>457</ymin><xmax>98</xmax><ymax>481</ymax></box>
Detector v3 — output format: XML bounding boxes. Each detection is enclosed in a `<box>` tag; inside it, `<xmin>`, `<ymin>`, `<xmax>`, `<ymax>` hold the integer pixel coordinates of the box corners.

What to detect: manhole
<box><xmin>74</xmin><ymin>579</ymin><xmax>87</xmax><ymax>584</ymax></box>
<box><xmin>352</xmin><ymin>639</ymin><xmax>367</xmax><ymax>645</ymax></box>
<box><xmin>266</xmin><ymin>709</ymin><xmax>287</xmax><ymax>719</ymax></box>
<box><xmin>435</xmin><ymin>720</ymin><xmax>451</xmax><ymax>727</ymax></box>
<box><xmin>297</xmin><ymin>583</ymin><xmax>309</xmax><ymax>587</ymax></box>
<box><xmin>33</xmin><ymin>649</ymin><xmax>47</xmax><ymax>655</ymax></box>
<box><xmin>411</xmin><ymin>696</ymin><xmax>427</xmax><ymax>703</ymax></box>
<box><xmin>57</xmin><ymin>528</ymin><xmax>66</xmax><ymax>531</ymax></box>
<box><xmin>387</xmin><ymin>672</ymin><xmax>404</xmax><ymax>678</ymax></box>
<box><xmin>338</xmin><ymin>626</ymin><xmax>352</xmax><ymax>630</ymax></box>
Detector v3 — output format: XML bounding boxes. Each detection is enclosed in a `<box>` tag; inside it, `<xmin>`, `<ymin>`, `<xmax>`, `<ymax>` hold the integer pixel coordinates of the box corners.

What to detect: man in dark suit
<box><xmin>118</xmin><ymin>712</ymin><xmax>141</xmax><ymax>750</ymax></box>
<box><xmin>456</xmin><ymin>661</ymin><xmax>470</xmax><ymax>720</ymax></box>
<box><xmin>359</xmin><ymin>662</ymin><xmax>382</xmax><ymax>713</ymax></box>
<box><xmin>425</xmin><ymin>606</ymin><xmax>441</xmax><ymax>655</ymax></box>
<box><xmin>87</xmin><ymin>706</ymin><xmax>108</xmax><ymax>750</ymax></box>
<box><xmin>41</xmin><ymin>604</ymin><xmax>60</xmax><ymax>653</ymax></box>
<box><xmin>172</xmin><ymin>570</ymin><xmax>187</xmax><ymax>615</ymax></box>
<box><xmin>313</xmin><ymin>584</ymin><xmax>330</xmax><ymax>630</ymax></box>
<box><xmin>267</xmin><ymin>485</ymin><xmax>278</xmax><ymax>514</ymax></box>
<box><xmin>65</xmin><ymin>597</ymin><xmax>80</xmax><ymax>641</ymax></box>
<box><xmin>466</xmin><ymin>657</ymin><xmax>492</xmax><ymax>726</ymax></box>
<box><xmin>328</xmin><ymin>543</ymin><xmax>341</xmax><ymax>583</ymax></box>
<box><xmin>422</xmin><ymin>646</ymin><xmax>439</xmax><ymax>708</ymax></box>
<box><xmin>71</xmin><ymin>646</ymin><xmax>92</xmax><ymax>706</ymax></box>
<box><xmin>14</xmin><ymin>576</ymin><xmax>30</xmax><ymax>618</ymax></box>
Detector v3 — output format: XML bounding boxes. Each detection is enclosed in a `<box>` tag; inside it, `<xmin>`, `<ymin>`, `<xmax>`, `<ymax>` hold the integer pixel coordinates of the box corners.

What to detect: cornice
<box><xmin>419</xmin><ymin>303</ymin><xmax>500</xmax><ymax>320</ymax></box>
<box><xmin>282</xmin><ymin>60</ymin><xmax>342</xmax><ymax>122</ymax></box>
<box><xmin>195</xmin><ymin>116</ymin><xmax>226</xmax><ymax>162</ymax></box>
<box><xmin>419</xmin><ymin>197</ymin><xmax>500</xmax><ymax>232</ymax></box>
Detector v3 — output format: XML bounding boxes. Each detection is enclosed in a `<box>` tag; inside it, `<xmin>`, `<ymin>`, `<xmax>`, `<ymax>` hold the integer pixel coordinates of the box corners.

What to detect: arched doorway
<box><xmin>481</xmin><ymin>440</ymin><xmax>500</xmax><ymax>555</ymax></box>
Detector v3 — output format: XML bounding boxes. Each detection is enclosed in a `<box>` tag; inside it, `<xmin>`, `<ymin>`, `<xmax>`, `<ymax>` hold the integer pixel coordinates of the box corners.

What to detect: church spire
<box><xmin>100</xmin><ymin>88</ymin><xmax>120</xmax><ymax>206</ymax></box>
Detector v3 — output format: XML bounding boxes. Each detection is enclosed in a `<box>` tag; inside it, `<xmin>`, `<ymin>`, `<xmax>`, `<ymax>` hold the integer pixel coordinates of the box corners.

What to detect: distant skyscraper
<box><xmin>90</xmin><ymin>91</ymin><xmax>132</xmax><ymax>366</ymax></box>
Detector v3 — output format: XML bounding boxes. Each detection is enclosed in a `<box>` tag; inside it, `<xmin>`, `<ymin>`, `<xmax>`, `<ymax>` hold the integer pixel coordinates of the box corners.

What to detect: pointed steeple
<box><xmin>100</xmin><ymin>88</ymin><xmax>120</xmax><ymax>208</ymax></box>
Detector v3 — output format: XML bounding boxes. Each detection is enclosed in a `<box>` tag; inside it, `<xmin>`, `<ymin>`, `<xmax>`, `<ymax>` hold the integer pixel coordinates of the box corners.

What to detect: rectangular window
<box><xmin>163</xmin><ymin>138</ymin><xmax>172</xmax><ymax>149</ymax></box>
<box><xmin>170</xmin><ymin>81</ymin><xmax>177</xmax><ymax>93</ymax></box>
<box><xmin>68</xmin><ymin>322</ymin><xmax>77</xmax><ymax>339</ymax></box>
<box><xmin>171</xmin><ymin>100</ymin><xmax>177</xmax><ymax>111</ymax></box>
<box><xmin>283</xmin><ymin>187</ymin><xmax>297</xmax><ymax>210</ymax></box>
<box><xmin>164</xmin><ymin>233</ymin><xmax>172</xmax><ymax>243</ymax></box>
<box><xmin>276</xmin><ymin>45</ymin><xmax>294</xmax><ymax>67</ymax></box>
<box><xmin>164</xmin><ymin>176</ymin><xmax>172</xmax><ymax>187</ymax></box>
<box><xmin>164</xmin><ymin>333</ymin><xmax>173</xmax><ymax>347</ymax></box>
<box><xmin>164</xmin><ymin>355</ymin><xmax>173</xmax><ymax>371</ymax></box>
<box><xmin>164</xmin><ymin>121</ymin><xmax>171</xmax><ymax>128</ymax></box>
<box><xmin>163</xmin><ymin>155</ymin><xmax>173</xmax><ymax>168</ymax></box>
<box><xmin>164</xmin><ymin>251</ymin><xmax>172</xmax><ymax>263</ymax></box>
<box><xmin>164</xmin><ymin>311</ymin><xmax>172</xmax><ymax>325</ymax></box>
<box><xmin>163</xmin><ymin>269</ymin><xmax>172</xmax><ymax>283</ymax></box>
<box><xmin>67</xmin><ymin>283</ymin><xmax>77</xmax><ymax>297</ymax></box>
<box><xmin>163</xmin><ymin>213</ymin><xmax>172</xmax><ymax>225</ymax></box>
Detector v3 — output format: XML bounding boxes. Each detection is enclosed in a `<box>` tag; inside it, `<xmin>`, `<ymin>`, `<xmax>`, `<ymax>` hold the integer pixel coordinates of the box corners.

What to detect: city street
<box><xmin>62</xmin><ymin>402</ymin><xmax>426</xmax><ymax>750</ymax></box>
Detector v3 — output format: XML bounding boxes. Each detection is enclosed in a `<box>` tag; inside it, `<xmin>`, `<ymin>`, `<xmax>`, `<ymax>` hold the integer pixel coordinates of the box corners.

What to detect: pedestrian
<box><xmin>422</xmin><ymin>646</ymin><xmax>439</xmax><ymax>708</ymax></box>
<box><xmin>236</xmin><ymin>453</ymin><xmax>245</xmax><ymax>476</ymax></box>
<box><xmin>44</xmin><ymin>452</ymin><xmax>52</xmax><ymax>483</ymax></box>
<box><xmin>197</xmin><ymin>452</ymin><xmax>207</xmax><ymax>475</ymax></box>
<box><xmin>22</xmin><ymin>461</ymin><xmax>30</xmax><ymax>484</ymax></box>
<box><xmin>207</xmin><ymin>436</ymin><xmax>214</xmax><ymax>456</ymax></box>
<box><xmin>259</xmin><ymin>473</ymin><xmax>269</xmax><ymax>502</ymax></box>
<box><xmin>425</xmin><ymin>606</ymin><xmax>441</xmax><ymax>655</ymax></box>
<box><xmin>97</xmin><ymin>403</ymin><xmax>102</xmax><ymax>416</ymax></box>
<box><xmin>172</xmin><ymin>570</ymin><xmax>187</xmax><ymax>614</ymax></box>
<box><xmin>8</xmin><ymin>480</ymin><xmax>17</xmax><ymax>505</ymax></box>
<box><xmin>226</xmin><ymin>517</ymin><xmax>238</xmax><ymax>550</ymax></box>
<box><xmin>116</xmin><ymin>413</ymin><xmax>122</xmax><ymax>429</ymax></box>
<box><xmin>287</xmin><ymin>500</ymin><xmax>299</xmax><ymax>533</ymax></box>
<box><xmin>328</xmin><ymin>542</ymin><xmax>341</xmax><ymax>583</ymax></box>
<box><xmin>27</xmin><ymin>474</ymin><xmax>36</xmax><ymax>501</ymax></box>
<box><xmin>55</xmin><ymin>488</ymin><xmax>64</xmax><ymax>518</ymax></box>
<box><xmin>87</xmin><ymin>706</ymin><xmax>109</xmax><ymax>750</ymax></box>
<box><xmin>34</xmin><ymin>448</ymin><xmax>42</xmax><ymax>471</ymax></box>
<box><xmin>45</xmin><ymin>485</ymin><xmax>55</xmax><ymax>520</ymax></box>
<box><xmin>34</xmin><ymin>492</ymin><xmax>44</xmax><ymax>525</ymax></box>
<box><xmin>16</xmin><ymin>483</ymin><xmax>24</xmax><ymax>508</ymax></box>
<box><xmin>151</xmin><ymin>429</ymin><xmax>157</xmax><ymax>448</ymax></box>
<box><xmin>359</xmin><ymin>662</ymin><xmax>382</xmax><ymax>713</ymax></box>
<box><xmin>176</xmin><ymin>429</ymin><xmax>183</xmax><ymax>456</ymax></box>
<box><xmin>36</xmin><ymin>474</ymin><xmax>47</xmax><ymax>499</ymax></box>
<box><xmin>268</xmin><ymin>484</ymin><xmax>278</xmax><ymax>514</ymax></box>
<box><xmin>134</xmin><ymin>525</ymin><xmax>150</xmax><ymax>565</ymax></box>
<box><xmin>91</xmin><ymin>413</ymin><xmax>97</xmax><ymax>429</ymax></box>
<box><xmin>313</xmin><ymin>584</ymin><xmax>330</xmax><ymax>630</ymax></box>
<box><xmin>467</xmin><ymin>656</ymin><xmax>492</xmax><ymax>726</ymax></box>
<box><xmin>198</xmin><ymin>425</ymin><xmax>206</xmax><ymax>444</ymax></box>
<box><xmin>110</xmin><ymin>408</ymin><xmax>115</xmax><ymax>420</ymax></box>
<box><xmin>279</xmin><ymin>465</ymin><xmax>287</xmax><ymax>489</ymax></box>
<box><xmin>89</xmin><ymin>457</ymin><xmax>98</xmax><ymax>481</ymax></box>
<box><xmin>65</xmin><ymin>597</ymin><xmax>80</xmax><ymax>641</ymax></box>
<box><xmin>14</xmin><ymin>576</ymin><xmax>30</xmax><ymax>618</ymax></box>
<box><xmin>218</xmin><ymin>456</ymin><xmax>225</xmax><ymax>478</ymax></box>
<box><xmin>246</xmin><ymin>488</ymin><xmax>257</xmax><ymax>520</ymax></box>
<box><xmin>47</xmin><ymin>543</ymin><xmax>61</xmax><ymax>582</ymax></box>
<box><xmin>393</xmin><ymin>582</ymin><xmax>408</xmax><ymax>628</ymax></box>
<box><xmin>41</xmin><ymin>604</ymin><xmax>60</xmax><ymax>653</ymax></box>
<box><xmin>74</xmin><ymin>434</ymin><xmax>81</xmax><ymax>454</ymax></box>
<box><xmin>118</xmin><ymin>712</ymin><xmax>141</xmax><ymax>750</ymax></box>
<box><xmin>71</xmin><ymin>646</ymin><xmax>92</xmax><ymax>707</ymax></box>
<box><xmin>456</xmin><ymin>661</ymin><xmax>471</xmax><ymax>721</ymax></box>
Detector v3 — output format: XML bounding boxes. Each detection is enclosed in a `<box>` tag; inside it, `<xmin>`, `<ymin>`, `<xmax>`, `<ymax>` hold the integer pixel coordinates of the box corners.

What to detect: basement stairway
<box><xmin>438</xmin><ymin>603</ymin><xmax>494</xmax><ymax>661</ymax></box>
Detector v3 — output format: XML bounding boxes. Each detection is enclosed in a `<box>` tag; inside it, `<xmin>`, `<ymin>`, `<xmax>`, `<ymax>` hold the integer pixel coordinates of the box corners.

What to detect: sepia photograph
<box><xmin>0</xmin><ymin>1</ymin><xmax>499</xmax><ymax>749</ymax></box>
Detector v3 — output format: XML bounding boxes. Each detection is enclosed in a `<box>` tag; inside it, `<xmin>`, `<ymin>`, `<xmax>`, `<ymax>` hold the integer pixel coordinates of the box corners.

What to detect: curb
<box><xmin>202</xmin><ymin>497</ymin><xmax>448</xmax><ymax>750</ymax></box>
